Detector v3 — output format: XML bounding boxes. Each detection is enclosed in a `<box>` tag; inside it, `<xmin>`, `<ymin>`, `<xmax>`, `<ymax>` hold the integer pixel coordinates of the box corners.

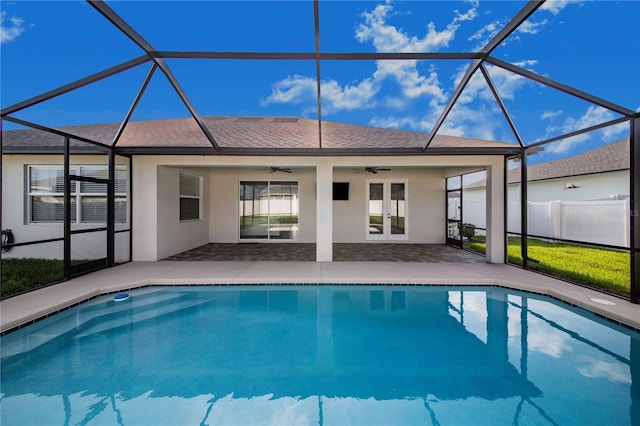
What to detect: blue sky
<box><xmin>1</xmin><ymin>0</ymin><xmax>639</xmax><ymax>164</ymax></box>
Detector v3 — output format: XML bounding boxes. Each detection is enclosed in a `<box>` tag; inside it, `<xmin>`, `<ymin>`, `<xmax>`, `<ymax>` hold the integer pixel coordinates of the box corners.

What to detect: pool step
<box><xmin>1</xmin><ymin>291</ymin><xmax>203</xmax><ymax>358</ymax></box>
<box><xmin>73</xmin><ymin>298</ymin><xmax>208</xmax><ymax>339</ymax></box>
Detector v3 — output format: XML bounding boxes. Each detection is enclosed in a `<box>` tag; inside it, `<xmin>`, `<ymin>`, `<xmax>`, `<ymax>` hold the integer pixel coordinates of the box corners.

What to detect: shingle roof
<box><xmin>465</xmin><ymin>138</ymin><xmax>629</xmax><ymax>188</ymax></box>
<box><xmin>513</xmin><ymin>138</ymin><xmax>629</xmax><ymax>182</ymax></box>
<box><xmin>2</xmin><ymin>116</ymin><xmax>517</xmax><ymax>151</ymax></box>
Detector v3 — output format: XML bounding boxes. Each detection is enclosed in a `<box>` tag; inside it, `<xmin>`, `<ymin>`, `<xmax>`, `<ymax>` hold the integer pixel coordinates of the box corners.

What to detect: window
<box><xmin>239</xmin><ymin>181</ymin><xmax>298</xmax><ymax>240</ymax></box>
<box><xmin>179</xmin><ymin>172</ymin><xmax>201</xmax><ymax>221</ymax></box>
<box><xmin>28</xmin><ymin>165</ymin><xmax>127</xmax><ymax>224</ymax></box>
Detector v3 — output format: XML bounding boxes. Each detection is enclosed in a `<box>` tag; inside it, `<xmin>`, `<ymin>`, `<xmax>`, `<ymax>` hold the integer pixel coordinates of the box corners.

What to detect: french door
<box><xmin>446</xmin><ymin>175</ymin><xmax>463</xmax><ymax>248</ymax></box>
<box><xmin>366</xmin><ymin>179</ymin><xmax>408</xmax><ymax>240</ymax></box>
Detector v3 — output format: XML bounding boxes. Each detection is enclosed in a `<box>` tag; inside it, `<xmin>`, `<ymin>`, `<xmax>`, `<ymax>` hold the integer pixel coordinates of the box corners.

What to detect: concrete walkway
<box><xmin>2</xmin><ymin>260</ymin><xmax>638</xmax><ymax>333</ymax></box>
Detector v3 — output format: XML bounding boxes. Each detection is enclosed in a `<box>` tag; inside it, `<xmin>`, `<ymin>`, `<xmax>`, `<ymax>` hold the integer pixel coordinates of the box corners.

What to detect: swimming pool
<box><xmin>1</xmin><ymin>285</ymin><xmax>638</xmax><ymax>425</ymax></box>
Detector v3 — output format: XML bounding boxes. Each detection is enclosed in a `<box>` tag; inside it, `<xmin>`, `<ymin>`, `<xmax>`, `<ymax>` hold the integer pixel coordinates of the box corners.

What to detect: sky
<box><xmin>1</xmin><ymin>0</ymin><xmax>639</xmax><ymax>164</ymax></box>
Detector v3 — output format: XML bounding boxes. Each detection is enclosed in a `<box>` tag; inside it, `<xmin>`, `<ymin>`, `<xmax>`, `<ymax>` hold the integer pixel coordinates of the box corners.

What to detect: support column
<box><xmin>631</xmin><ymin>116</ymin><xmax>640</xmax><ymax>303</ymax></box>
<box><xmin>131</xmin><ymin>157</ymin><xmax>158</xmax><ymax>261</ymax></box>
<box><xmin>486</xmin><ymin>289</ymin><xmax>509</xmax><ymax>374</ymax></box>
<box><xmin>486</xmin><ymin>161</ymin><xmax>505</xmax><ymax>263</ymax></box>
<box><xmin>316</xmin><ymin>162</ymin><xmax>333</xmax><ymax>261</ymax></box>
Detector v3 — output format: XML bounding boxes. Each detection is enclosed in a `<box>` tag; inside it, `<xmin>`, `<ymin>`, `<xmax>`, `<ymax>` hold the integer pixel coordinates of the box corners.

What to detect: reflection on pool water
<box><xmin>1</xmin><ymin>285</ymin><xmax>638</xmax><ymax>425</ymax></box>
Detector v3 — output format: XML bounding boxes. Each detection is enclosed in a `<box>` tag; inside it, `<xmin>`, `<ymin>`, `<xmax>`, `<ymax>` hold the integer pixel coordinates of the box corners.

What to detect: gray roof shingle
<box><xmin>2</xmin><ymin>116</ymin><xmax>517</xmax><ymax>151</ymax></box>
<box><xmin>510</xmin><ymin>138</ymin><xmax>629</xmax><ymax>183</ymax></box>
<box><xmin>464</xmin><ymin>138</ymin><xmax>629</xmax><ymax>188</ymax></box>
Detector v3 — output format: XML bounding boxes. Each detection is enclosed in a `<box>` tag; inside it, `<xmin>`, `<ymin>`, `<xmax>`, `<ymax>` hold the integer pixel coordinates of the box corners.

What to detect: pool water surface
<box><xmin>1</xmin><ymin>285</ymin><xmax>638</xmax><ymax>425</ymax></box>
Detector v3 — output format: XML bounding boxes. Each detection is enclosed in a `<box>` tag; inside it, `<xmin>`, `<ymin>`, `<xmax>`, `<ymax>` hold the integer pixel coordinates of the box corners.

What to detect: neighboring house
<box><xmin>1</xmin><ymin>116</ymin><xmax>515</xmax><ymax>263</ymax></box>
<box><xmin>461</xmin><ymin>139</ymin><xmax>630</xmax><ymax>247</ymax></box>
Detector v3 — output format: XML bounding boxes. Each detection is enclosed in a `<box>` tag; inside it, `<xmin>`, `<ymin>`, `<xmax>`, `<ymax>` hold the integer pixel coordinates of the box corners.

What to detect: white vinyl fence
<box><xmin>512</xmin><ymin>199</ymin><xmax>630</xmax><ymax>247</ymax></box>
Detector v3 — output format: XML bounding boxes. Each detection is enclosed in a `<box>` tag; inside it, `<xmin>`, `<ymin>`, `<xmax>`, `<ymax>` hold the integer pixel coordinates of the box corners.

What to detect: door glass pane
<box><xmin>447</xmin><ymin>176</ymin><xmax>461</xmax><ymax>190</ymax></box>
<box><xmin>268</xmin><ymin>181</ymin><xmax>299</xmax><ymax>240</ymax></box>
<box><xmin>390</xmin><ymin>183</ymin><xmax>406</xmax><ymax>235</ymax></box>
<box><xmin>447</xmin><ymin>190</ymin><xmax>461</xmax><ymax>220</ymax></box>
<box><xmin>447</xmin><ymin>189</ymin><xmax>462</xmax><ymax>241</ymax></box>
<box><xmin>368</xmin><ymin>183</ymin><xmax>384</xmax><ymax>235</ymax></box>
<box><xmin>240</xmin><ymin>182</ymin><xmax>269</xmax><ymax>239</ymax></box>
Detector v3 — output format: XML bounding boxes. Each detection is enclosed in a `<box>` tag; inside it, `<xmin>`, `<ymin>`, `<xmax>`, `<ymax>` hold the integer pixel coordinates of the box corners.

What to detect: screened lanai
<box><xmin>1</xmin><ymin>0</ymin><xmax>639</xmax><ymax>303</ymax></box>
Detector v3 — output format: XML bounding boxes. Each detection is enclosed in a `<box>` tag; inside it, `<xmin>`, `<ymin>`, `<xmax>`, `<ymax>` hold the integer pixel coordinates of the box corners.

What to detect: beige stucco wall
<box><xmin>207</xmin><ymin>166</ymin><xmax>446</xmax><ymax>244</ymax></box>
<box><xmin>208</xmin><ymin>167</ymin><xmax>317</xmax><ymax>243</ymax></box>
<box><xmin>1</xmin><ymin>154</ymin><xmax>131</xmax><ymax>262</ymax></box>
<box><xmin>3</xmin><ymin>154</ymin><xmax>506</xmax><ymax>262</ymax></box>
<box><xmin>331</xmin><ymin>167</ymin><xmax>445</xmax><ymax>243</ymax></box>
<box><xmin>156</xmin><ymin>166</ymin><xmax>211</xmax><ymax>259</ymax></box>
<box><xmin>131</xmin><ymin>155</ymin><xmax>505</xmax><ymax>261</ymax></box>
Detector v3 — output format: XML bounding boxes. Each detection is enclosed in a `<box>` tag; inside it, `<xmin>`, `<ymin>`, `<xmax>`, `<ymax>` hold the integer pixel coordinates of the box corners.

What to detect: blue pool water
<box><xmin>1</xmin><ymin>285</ymin><xmax>638</xmax><ymax>425</ymax></box>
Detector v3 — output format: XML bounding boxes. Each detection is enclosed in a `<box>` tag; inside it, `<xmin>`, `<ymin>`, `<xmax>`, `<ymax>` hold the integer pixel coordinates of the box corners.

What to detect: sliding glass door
<box><xmin>239</xmin><ymin>181</ymin><xmax>299</xmax><ymax>241</ymax></box>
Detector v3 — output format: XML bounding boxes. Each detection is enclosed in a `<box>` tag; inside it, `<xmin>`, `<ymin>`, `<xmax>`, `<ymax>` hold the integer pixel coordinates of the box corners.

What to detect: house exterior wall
<box><xmin>206</xmin><ymin>166</ymin><xmax>445</xmax><ymax>244</ymax></box>
<box><xmin>331</xmin><ymin>167</ymin><xmax>445</xmax><ymax>243</ymax></box>
<box><xmin>2</xmin><ymin>154</ymin><xmax>507</xmax><ymax>263</ymax></box>
<box><xmin>464</xmin><ymin>169</ymin><xmax>630</xmax><ymax>247</ymax></box>
<box><xmin>157</xmin><ymin>166</ymin><xmax>211</xmax><ymax>260</ymax></box>
<box><xmin>1</xmin><ymin>154</ymin><xmax>131</xmax><ymax>262</ymax></box>
<box><xmin>208</xmin><ymin>167</ymin><xmax>317</xmax><ymax>243</ymax></box>
<box><xmin>524</xmin><ymin>170</ymin><xmax>629</xmax><ymax>202</ymax></box>
<box><xmin>130</xmin><ymin>154</ymin><xmax>505</xmax><ymax>262</ymax></box>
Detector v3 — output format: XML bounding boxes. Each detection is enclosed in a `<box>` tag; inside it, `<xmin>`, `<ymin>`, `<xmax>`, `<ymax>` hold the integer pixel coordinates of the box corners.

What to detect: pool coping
<box><xmin>1</xmin><ymin>261</ymin><xmax>639</xmax><ymax>334</ymax></box>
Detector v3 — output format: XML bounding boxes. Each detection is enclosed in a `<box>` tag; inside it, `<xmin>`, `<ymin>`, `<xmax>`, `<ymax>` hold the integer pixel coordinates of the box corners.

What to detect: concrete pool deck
<box><xmin>1</xmin><ymin>260</ymin><xmax>639</xmax><ymax>333</ymax></box>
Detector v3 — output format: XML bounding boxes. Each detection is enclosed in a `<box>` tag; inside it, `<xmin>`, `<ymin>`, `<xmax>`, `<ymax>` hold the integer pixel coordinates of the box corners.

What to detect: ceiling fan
<box><xmin>365</xmin><ymin>167</ymin><xmax>391</xmax><ymax>174</ymax></box>
<box><xmin>269</xmin><ymin>166</ymin><xmax>292</xmax><ymax>173</ymax></box>
<box><xmin>253</xmin><ymin>166</ymin><xmax>293</xmax><ymax>173</ymax></box>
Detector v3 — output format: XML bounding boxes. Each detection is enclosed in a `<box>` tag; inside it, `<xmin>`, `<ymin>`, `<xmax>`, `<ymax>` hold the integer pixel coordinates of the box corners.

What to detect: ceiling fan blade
<box><xmin>270</xmin><ymin>167</ymin><xmax>293</xmax><ymax>173</ymax></box>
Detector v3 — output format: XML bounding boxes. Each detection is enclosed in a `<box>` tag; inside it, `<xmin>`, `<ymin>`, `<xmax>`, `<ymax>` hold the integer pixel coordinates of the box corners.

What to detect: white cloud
<box><xmin>517</xmin><ymin>19</ymin><xmax>548</xmax><ymax>34</ymax></box>
<box><xmin>576</xmin><ymin>356</ymin><xmax>631</xmax><ymax>384</ymax></box>
<box><xmin>511</xmin><ymin>59</ymin><xmax>538</xmax><ymax>68</ymax></box>
<box><xmin>369</xmin><ymin>116</ymin><xmax>431</xmax><ymax>132</ymax></box>
<box><xmin>440</xmin><ymin>103</ymin><xmax>504</xmax><ymax>140</ymax></box>
<box><xmin>468</xmin><ymin>19</ymin><xmax>505</xmax><ymax>47</ymax></box>
<box><xmin>528</xmin><ymin>325</ymin><xmax>572</xmax><ymax>358</ymax></box>
<box><xmin>455</xmin><ymin>63</ymin><xmax>530</xmax><ymax>105</ymax></box>
<box><xmin>559</xmin><ymin>106</ymin><xmax>620</xmax><ymax>136</ymax></box>
<box><xmin>0</xmin><ymin>10</ymin><xmax>25</xmax><ymax>44</ymax></box>
<box><xmin>384</xmin><ymin>97</ymin><xmax>408</xmax><ymax>110</ymax></box>
<box><xmin>545</xmin><ymin>106</ymin><xmax>628</xmax><ymax>154</ymax></box>
<box><xmin>261</xmin><ymin>74</ymin><xmax>377</xmax><ymax>114</ymax></box>
<box><xmin>374</xmin><ymin>61</ymin><xmax>447</xmax><ymax>101</ymax></box>
<box><xmin>265</xmin><ymin>2</ymin><xmax>477</xmax><ymax>115</ymax></box>
<box><xmin>355</xmin><ymin>3</ymin><xmax>476</xmax><ymax>53</ymax></box>
<box><xmin>261</xmin><ymin>74</ymin><xmax>316</xmax><ymax>106</ymax></box>
<box><xmin>540</xmin><ymin>0</ymin><xmax>583</xmax><ymax>16</ymax></box>
<box><xmin>541</xmin><ymin>110</ymin><xmax>563</xmax><ymax>120</ymax></box>
<box><xmin>321</xmin><ymin>78</ymin><xmax>378</xmax><ymax>113</ymax></box>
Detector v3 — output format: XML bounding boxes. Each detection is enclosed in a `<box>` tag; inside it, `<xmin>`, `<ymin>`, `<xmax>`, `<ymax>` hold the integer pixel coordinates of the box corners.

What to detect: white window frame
<box><xmin>179</xmin><ymin>171</ymin><xmax>202</xmax><ymax>222</ymax></box>
<box><xmin>27</xmin><ymin>165</ymin><xmax>128</xmax><ymax>225</ymax></box>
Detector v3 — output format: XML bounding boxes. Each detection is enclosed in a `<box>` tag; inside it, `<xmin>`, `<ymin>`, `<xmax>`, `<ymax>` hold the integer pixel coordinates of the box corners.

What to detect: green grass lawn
<box><xmin>468</xmin><ymin>236</ymin><xmax>630</xmax><ymax>295</ymax></box>
<box><xmin>3</xmin><ymin>238</ymin><xmax>631</xmax><ymax>299</ymax></box>
<box><xmin>1</xmin><ymin>258</ymin><xmax>64</xmax><ymax>299</ymax></box>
